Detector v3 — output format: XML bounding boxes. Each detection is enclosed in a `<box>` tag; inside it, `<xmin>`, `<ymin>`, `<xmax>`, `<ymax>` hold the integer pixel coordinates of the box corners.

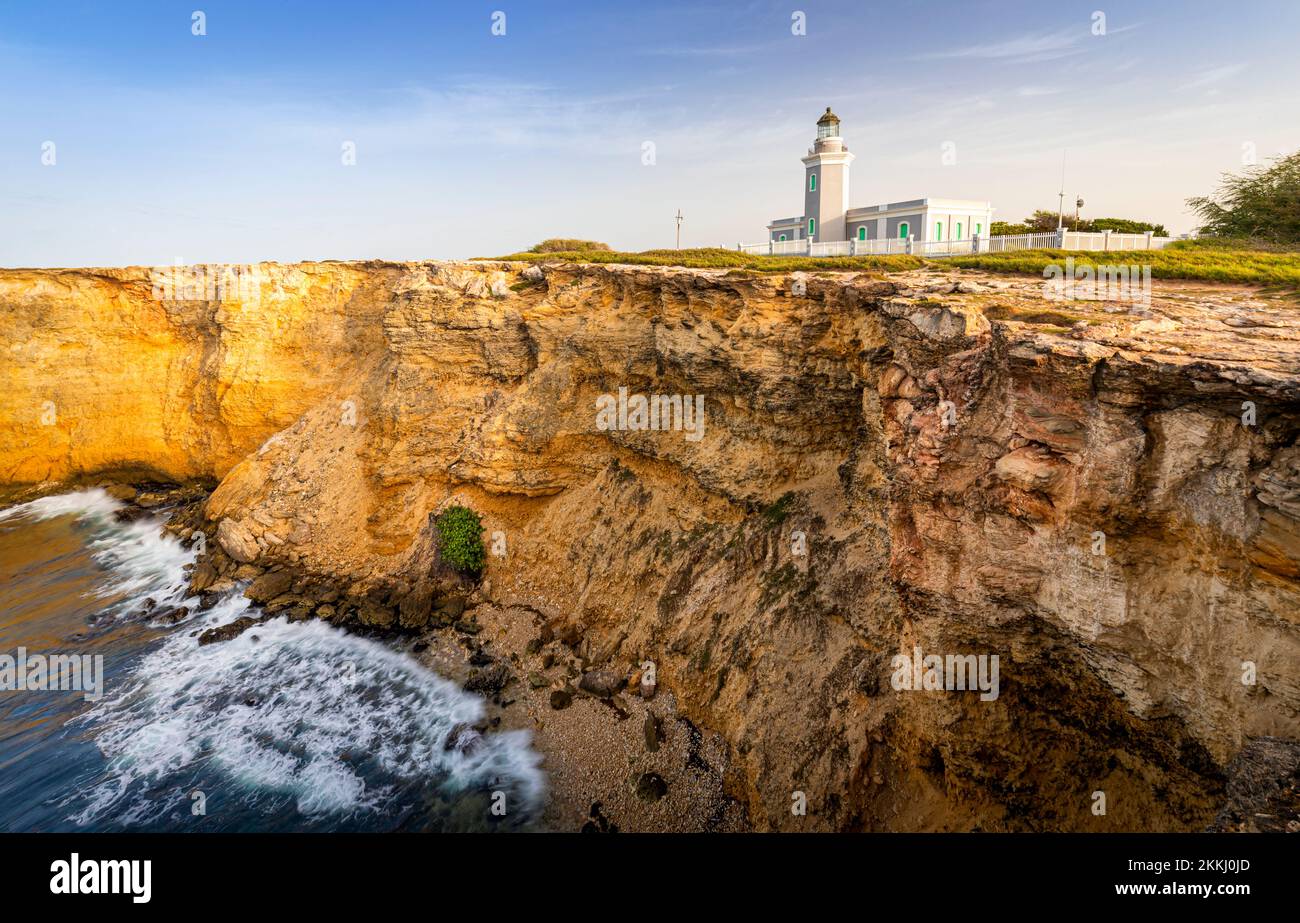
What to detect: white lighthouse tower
<box><xmin>802</xmin><ymin>108</ymin><xmax>854</xmax><ymax>242</ymax></box>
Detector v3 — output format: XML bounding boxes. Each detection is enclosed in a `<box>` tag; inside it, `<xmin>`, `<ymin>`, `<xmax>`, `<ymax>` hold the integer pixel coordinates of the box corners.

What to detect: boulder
<box><xmin>356</xmin><ymin>601</ymin><xmax>396</xmax><ymax>629</ymax></box>
<box><xmin>189</xmin><ymin>561</ymin><xmax>218</xmax><ymax>593</ymax></box>
<box><xmin>198</xmin><ymin>615</ymin><xmax>261</xmax><ymax>646</ymax></box>
<box><xmin>216</xmin><ymin>518</ymin><xmax>259</xmax><ymax>564</ymax></box>
<box><xmin>465</xmin><ymin>663</ymin><xmax>511</xmax><ymax>694</ymax></box>
<box><xmin>578</xmin><ymin>671</ymin><xmax>625</xmax><ymax>698</ymax></box>
<box><xmin>643</xmin><ymin>714</ymin><xmax>661</xmax><ymax>752</ymax></box>
<box><xmin>398</xmin><ymin>587</ymin><xmax>435</xmax><ymax>629</ymax></box>
<box><xmin>102</xmin><ymin>483</ymin><xmax>138</xmax><ymax>502</ymax></box>
<box><xmin>438</xmin><ymin>596</ymin><xmax>467</xmax><ymax>620</ymax></box>
<box><xmin>246</xmin><ymin>569</ymin><xmax>294</xmax><ymax>603</ymax></box>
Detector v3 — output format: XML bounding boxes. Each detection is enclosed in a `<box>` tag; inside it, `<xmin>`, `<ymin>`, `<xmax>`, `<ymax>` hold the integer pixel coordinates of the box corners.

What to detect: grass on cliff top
<box><xmin>479</xmin><ymin>246</ymin><xmax>925</xmax><ymax>274</ymax></box>
<box><xmin>480</xmin><ymin>240</ymin><xmax>1300</xmax><ymax>289</ymax></box>
<box><xmin>944</xmin><ymin>240</ymin><xmax>1300</xmax><ymax>289</ymax></box>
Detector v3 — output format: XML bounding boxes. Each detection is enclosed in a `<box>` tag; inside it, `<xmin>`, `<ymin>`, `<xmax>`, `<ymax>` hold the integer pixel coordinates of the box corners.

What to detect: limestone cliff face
<box><xmin>2</xmin><ymin>259</ymin><xmax>1297</xmax><ymax>830</ymax></box>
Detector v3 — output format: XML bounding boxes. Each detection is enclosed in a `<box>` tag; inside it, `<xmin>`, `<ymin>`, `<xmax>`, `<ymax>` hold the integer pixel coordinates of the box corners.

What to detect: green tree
<box><xmin>1187</xmin><ymin>150</ymin><xmax>1300</xmax><ymax>243</ymax></box>
<box><xmin>990</xmin><ymin>220</ymin><xmax>1032</xmax><ymax>236</ymax></box>
<box><xmin>1086</xmin><ymin>217</ymin><xmax>1169</xmax><ymax>236</ymax></box>
<box><xmin>1001</xmin><ymin>211</ymin><xmax>1168</xmax><ymax>235</ymax></box>
<box><xmin>435</xmin><ymin>505</ymin><xmax>486</xmax><ymax>575</ymax></box>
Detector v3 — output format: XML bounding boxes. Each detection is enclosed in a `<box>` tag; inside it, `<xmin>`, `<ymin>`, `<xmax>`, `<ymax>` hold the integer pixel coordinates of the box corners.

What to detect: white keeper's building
<box><xmin>766</xmin><ymin>108</ymin><xmax>994</xmax><ymax>246</ymax></box>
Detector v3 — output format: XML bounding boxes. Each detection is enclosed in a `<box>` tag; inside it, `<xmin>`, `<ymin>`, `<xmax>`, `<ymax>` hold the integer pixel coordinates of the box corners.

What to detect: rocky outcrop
<box><xmin>3</xmin><ymin>259</ymin><xmax>1297</xmax><ymax>831</ymax></box>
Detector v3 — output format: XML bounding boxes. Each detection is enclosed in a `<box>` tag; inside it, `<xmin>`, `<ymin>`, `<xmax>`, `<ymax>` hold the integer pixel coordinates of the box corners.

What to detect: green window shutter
<box><xmin>976</xmin><ymin>223</ymin><xmax>981</xmax><ymax>236</ymax></box>
<box><xmin>809</xmin><ymin>174</ymin><xmax>816</xmax><ymax>192</ymax></box>
<box><xmin>957</xmin><ymin>222</ymin><xmax>962</xmax><ymax>239</ymax></box>
<box><xmin>779</xmin><ymin>234</ymin><xmax>786</xmax><ymax>241</ymax></box>
<box><xmin>898</xmin><ymin>222</ymin><xmax>908</xmax><ymax>239</ymax></box>
<box><xmin>857</xmin><ymin>226</ymin><xmax>866</xmax><ymax>241</ymax></box>
<box><xmin>935</xmin><ymin>222</ymin><xmax>942</xmax><ymax>240</ymax></box>
<box><xmin>808</xmin><ymin>218</ymin><xmax>815</xmax><ymax>237</ymax></box>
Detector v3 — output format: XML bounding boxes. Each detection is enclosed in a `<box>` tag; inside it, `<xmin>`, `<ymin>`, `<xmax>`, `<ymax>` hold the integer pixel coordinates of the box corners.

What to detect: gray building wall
<box><xmin>849</xmin><ymin>220</ymin><xmax>879</xmax><ymax>240</ymax></box>
<box><xmin>803</xmin><ymin>165</ymin><xmax>820</xmax><ymax>241</ymax></box>
<box><xmin>886</xmin><ymin>214</ymin><xmax>923</xmax><ymax>239</ymax></box>
<box><xmin>805</xmin><ymin>160</ymin><xmax>849</xmax><ymax>241</ymax></box>
<box><xmin>770</xmin><ymin>220</ymin><xmax>803</xmax><ymax>241</ymax></box>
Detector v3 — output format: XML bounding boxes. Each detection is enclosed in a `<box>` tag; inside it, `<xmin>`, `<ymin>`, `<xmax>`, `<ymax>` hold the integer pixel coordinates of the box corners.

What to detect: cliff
<box><xmin>2</xmin><ymin>259</ymin><xmax>1297</xmax><ymax>830</ymax></box>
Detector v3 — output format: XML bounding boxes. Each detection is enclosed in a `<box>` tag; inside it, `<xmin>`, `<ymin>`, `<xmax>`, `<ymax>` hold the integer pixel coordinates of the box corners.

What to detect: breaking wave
<box><xmin>1</xmin><ymin>489</ymin><xmax>545</xmax><ymax>831</ymax></box>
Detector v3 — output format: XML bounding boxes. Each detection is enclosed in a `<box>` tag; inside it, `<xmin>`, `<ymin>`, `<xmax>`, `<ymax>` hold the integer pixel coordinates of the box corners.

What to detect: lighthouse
<box><xmin>802</xmin><ymin>107</ymin><xmax>854</xmax><ymax>242</ymax></box>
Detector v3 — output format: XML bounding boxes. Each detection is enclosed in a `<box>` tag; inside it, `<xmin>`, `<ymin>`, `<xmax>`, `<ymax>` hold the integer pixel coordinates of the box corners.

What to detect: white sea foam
<box><xmin>72</xmin><ymin>602</ymin><xmax>546</xmax><ymax>825</ymax></box>
<box><xmin>4</xmin><ymin>490</ymin><xmax>545</xmax><ymax>827</ymax></box>
<box><xmin>0</xmin><ymin>488</ymin><xmax>195</xmax><ymax>614</ymax></box>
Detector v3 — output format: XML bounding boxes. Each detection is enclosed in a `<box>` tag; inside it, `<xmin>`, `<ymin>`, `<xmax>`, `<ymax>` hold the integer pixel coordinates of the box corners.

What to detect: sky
<box><xmin>2</xmin><ymin>0</ymin><xmax>1298</xmax><ymax>266</ymax></box>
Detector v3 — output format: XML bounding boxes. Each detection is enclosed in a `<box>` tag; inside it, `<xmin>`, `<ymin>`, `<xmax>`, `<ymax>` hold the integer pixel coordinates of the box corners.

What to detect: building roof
<box><xmin>816</xmin><ymin>107</ymin><xmax>840</xmax><ymax>125</ymax></box>
<box><xmin>843</xmin><ymin>198</ymin><xmax>994</xmax><ymax>218</ymax></box>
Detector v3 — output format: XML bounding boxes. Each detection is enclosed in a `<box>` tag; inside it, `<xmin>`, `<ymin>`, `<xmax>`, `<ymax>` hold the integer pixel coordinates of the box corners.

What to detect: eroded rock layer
<box><xmin>3</xmin><ymin>260</ymin><xmax>1297</xmax><ymax>830</ymax></box>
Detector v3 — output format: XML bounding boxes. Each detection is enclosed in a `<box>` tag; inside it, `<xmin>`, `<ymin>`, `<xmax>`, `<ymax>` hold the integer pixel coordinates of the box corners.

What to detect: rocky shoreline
<box><xmin>101</xmin><ymin>478</ymin><xmax>747</xmax><ymax>832</ymax></box>
<box><xmin>6</xmin><ymin>260</ymin><xmax>1298</xmax><ymax>832</ymax></box>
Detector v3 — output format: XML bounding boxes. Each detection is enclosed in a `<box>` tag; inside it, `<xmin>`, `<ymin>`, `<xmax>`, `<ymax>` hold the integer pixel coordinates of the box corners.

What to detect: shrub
<box><xmin>435</xmin><ymin>505</ymin><xmax>486</xmax><ymax>575</ymax></box>
<box><xmin>529</xmin><ymin>238</ymin><xmax>613</xmax><ymax>253</ymax></box>
<box><xmin>1188</xmin><ymin>150</ymin><xmax>1300</xmax><ymax>244</ymax></box>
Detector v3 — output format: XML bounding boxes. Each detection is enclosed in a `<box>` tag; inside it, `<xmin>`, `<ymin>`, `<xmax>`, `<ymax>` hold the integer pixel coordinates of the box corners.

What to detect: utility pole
<box><xmin>1056</xmin><ymin>150</ymin><xmax>1066</xmax><ymax>231</ymax></box>
<box><xmin>675</xmin><ymin>209</ymin><xmax>684</xmax><ymax>250</ymax></box>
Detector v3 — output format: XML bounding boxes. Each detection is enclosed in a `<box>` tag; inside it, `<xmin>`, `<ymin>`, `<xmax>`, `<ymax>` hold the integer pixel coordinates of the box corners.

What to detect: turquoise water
<box><xmin>0</xmin><ymin>490</ymin><xmax>544</xmax><ymax>832</ymax></box>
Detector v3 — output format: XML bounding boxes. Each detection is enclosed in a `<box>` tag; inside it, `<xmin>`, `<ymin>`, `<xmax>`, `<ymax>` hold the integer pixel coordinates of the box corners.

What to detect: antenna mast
<box><xmin>1057</xmin><ymin>151</ymin><xmax>1066</xmax><ymax>231</ymax></box>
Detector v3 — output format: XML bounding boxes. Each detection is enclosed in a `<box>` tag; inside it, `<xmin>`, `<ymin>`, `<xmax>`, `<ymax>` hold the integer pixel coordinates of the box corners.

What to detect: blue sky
<box><xmin>2</xmin><ymin>0</ymin><xmax>1298</xmax><ymax>265</ymax></box>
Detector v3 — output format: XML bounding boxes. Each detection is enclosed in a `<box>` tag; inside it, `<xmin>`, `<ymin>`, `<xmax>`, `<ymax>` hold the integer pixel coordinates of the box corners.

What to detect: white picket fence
<box><xmin>739</xmin><ymin>229</ymin><xmax>1175</xmax><ymax>258</ymax></box>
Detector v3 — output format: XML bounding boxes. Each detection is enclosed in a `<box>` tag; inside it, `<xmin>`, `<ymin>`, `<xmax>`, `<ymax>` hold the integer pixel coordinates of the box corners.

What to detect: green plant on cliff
<box><xmin>435</xmin><ymin>505</ymin><xmax>486</xmax><ymax>575</ymax></box>
<box><xmin>760</xmin><ymin>492</ymin><xmax>796</xmax><ymax>528</ymax></box>
<box><xmin>529</xmin><ymin>238</ymin><xmax>613</xmax><ymax>253</ymax></box>
<box><xmin>482</xmin><ymin>245</ymin><xmax>924</xmax><ymax>274</ymax></box>
<box><xmin>945</xmin><ymin>242</ymin><xmax>1300</xmax><ymax>288</ymax></box>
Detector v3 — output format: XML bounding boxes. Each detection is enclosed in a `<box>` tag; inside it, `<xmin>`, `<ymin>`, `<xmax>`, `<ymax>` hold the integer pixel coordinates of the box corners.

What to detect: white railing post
<box><xmin>807</xmin><ymin>238</ymin><xmax>813</xmax><ymax>256</ymax></box>
<box><xmin>906</xmin><ymin>235</ymin><xmax>913</xmax><ymax>255</ymax></box>
<box><xmin>971</xmin><ymin>234</ymin><xmax>980</xmax><ymax>254</ymax></box>
<box><xmin>1102</xmin><ymin>230</ymin><xmax>1111</xmax><ymax>252</ymax></box>
<box><xmin>1144</xmin><ymin>230</ymin><xmax>1152</xmax><ymax>250</ymax></box>
<box><xmin>769</xmin><ymin>241</ymin><xmax>774</xmax><ymax>255</ymax></box>
<box><xmin>1055</xmin><ymin>227</ymin><xmax>1066</xmax><ymax>248</ymax></box>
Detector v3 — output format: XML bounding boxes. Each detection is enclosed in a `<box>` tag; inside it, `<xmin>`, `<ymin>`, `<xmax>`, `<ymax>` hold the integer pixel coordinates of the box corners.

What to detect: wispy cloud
<box><xmin>917</xmin><ymin>28</ymin><xmax>1083</xmax><ymax>63</ymax></box>
<box><xmin>918</xmin><ymin>23</ymin><xmax>1140</xmax><ymax>64</ymax></box>
<box><xmin>1181</xmin><ymin>63</ymin><xmax>1247</xmax><ymax>90</ymax></box>
<box><xmin>1016</xmin><ymin>86</ymin><xmax>1062</xmax><ymax>97</ymax></box>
